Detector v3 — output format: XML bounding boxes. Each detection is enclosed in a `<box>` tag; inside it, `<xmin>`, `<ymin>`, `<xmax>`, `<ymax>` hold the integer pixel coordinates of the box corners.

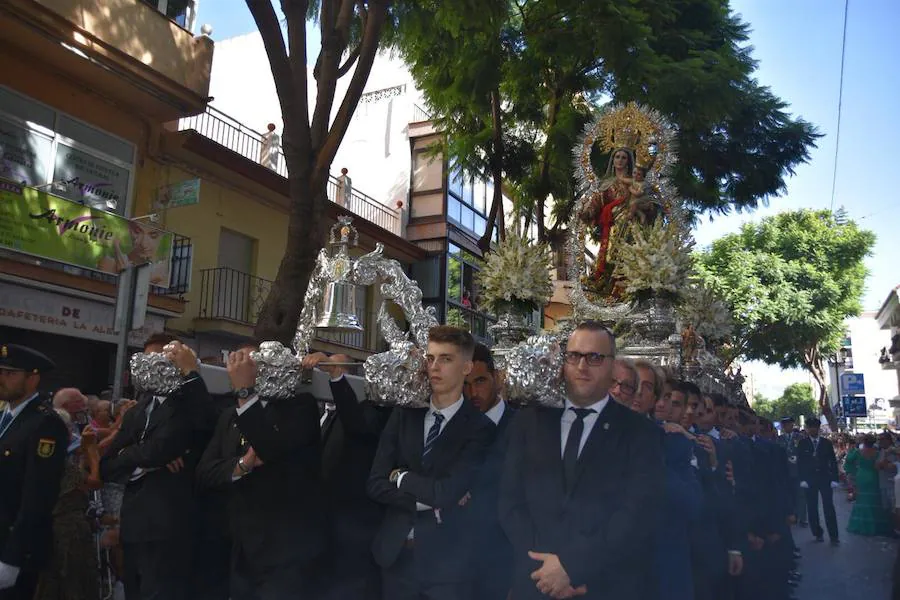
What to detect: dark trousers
<box><xmin>123</xmin><ymin>539</ymin><xmax>190</xmax><ymax>600</ymax></box>
<box><xmin>805</xmin><ymin>483</ymin><xmax>839</xmax><ymax>540</ymax></box>
<box><xmin>0</xmin><ymin>570</ymin><xmax>37</xmax><ymax>600</ymax></box>
<box><xmin>191</xmin><ymin>536</ymin><xmax>231</xmax><ymax>600</ymax></box>
<box><xmin>471</xmin><ymin>556</ymin><xmax>513</xmax><ymax>600</ymax></box>
<box><xmin>382</xmin><ymin>547</ymin><xmax>472</xmax><ymax>600</ymax></box>
<box><xmin>231</xmin><ymin>558</ymin><xmax>323</xmax><ymax>600</ymax></box>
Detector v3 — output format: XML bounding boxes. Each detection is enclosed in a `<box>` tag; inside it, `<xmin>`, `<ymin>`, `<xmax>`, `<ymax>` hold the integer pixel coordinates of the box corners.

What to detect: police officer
<box><xmin>0</xmin><ymin>344</ymin><xmax>68</xmax><ymax>600</ymax></box>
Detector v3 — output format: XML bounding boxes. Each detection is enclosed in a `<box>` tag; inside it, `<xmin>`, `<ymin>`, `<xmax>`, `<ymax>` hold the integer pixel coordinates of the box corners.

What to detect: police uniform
<box><xmin>0</xmin><ymin>344</ymin><xmax>68</xmax><ymax>600</ymax></box>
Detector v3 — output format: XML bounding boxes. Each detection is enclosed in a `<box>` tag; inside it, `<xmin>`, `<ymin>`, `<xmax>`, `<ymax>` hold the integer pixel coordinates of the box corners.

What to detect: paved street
<box><xmin>795</xmin><ymin>489</ymin><xmax>897</xmax><ymax>599</ymax></box>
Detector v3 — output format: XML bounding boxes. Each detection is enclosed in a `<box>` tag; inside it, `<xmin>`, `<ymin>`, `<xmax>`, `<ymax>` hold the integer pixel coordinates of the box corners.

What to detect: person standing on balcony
<box><xmin>337</xmin><ymin>168</ymin><xmax>352</xmax><ymax>208</ymax></box>
<box><xmin>259</xmin><ymin>123</ymin><xmax>281</xmax><ymax>171</ymax></box>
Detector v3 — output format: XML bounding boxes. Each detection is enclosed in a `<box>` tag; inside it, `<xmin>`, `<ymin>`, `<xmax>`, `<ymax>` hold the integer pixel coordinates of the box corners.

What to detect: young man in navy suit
<box><xmin>368</xmin><ymin>326</ymin><xmax>493</xmax><ymax>600</ymax></box>
<box><xmin>500</xmin><ymin>321</ymin><xmax>665</xmax><ymax>600</ymax></box>
<box><xmin>464</xmin><ymin>343</ymin><xmax>516</xmax><ymax>599</ymax></box>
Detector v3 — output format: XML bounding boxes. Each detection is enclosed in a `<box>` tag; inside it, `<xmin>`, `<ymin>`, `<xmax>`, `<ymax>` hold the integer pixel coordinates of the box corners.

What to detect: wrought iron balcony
<box><xmin>197</xmin><ymin>266</ymin><xmax>369</xmax><ymax>351</ymax></box>
<box><xmin>176</xmin><ymin>106</ymin><xmax>401</xmax><ymax>235</ymax></box>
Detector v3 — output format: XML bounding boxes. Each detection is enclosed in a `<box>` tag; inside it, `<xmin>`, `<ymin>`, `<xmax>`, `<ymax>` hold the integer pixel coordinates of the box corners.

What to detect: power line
<box><xmin>830</xmin><ymin>0</ymin><xmax>850</xmax><ymax>212</ymax></box>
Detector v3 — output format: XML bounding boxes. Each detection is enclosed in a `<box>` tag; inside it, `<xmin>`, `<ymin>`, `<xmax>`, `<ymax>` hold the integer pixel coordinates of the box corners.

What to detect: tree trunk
<box><xmin>806</xmin><ymin>353</ymin><xmax>838</xmax><ymax>431</ymax></box>
<box><xmin>479</xmin><ymin>88</ymin><xmax>506</xmax><ymax>252</ymax></box>
<box><xmin>254</xmin><ymin>170</ymin><xmax>329</xmax><ymax>343</ymax></box>
<box><xmin>534</xmin><ymin>88</ymin><xmax>561</xmax><ymax>243</ymax></box>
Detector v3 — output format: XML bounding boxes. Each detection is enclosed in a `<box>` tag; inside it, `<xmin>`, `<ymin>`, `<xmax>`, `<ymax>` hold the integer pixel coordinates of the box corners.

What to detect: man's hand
<box><xmin>662</xmin><ymin>422</ymin><xmax>693</xmax><ymax>439</ymax></box>
<box><xmin>227</xmin><ymin>349</ymin><xmax>258</xmax><ymax>390</ymax></box>
<box><xmin>830</xmin><ymin>481</ymin><xmax>840</xmax><ymax>489</ymax></box>
<box><xmin>747</xmin><ymin>534</ymin><xmax>764</xmax><ymax>551</ymax></box>
<box><xmin>165</xmin><ymin>341</ymin><xmax>200</xmax><ymax>376</ymax></box>
<box><xmin>720</xmin><ymin>428</ymin><xmax>738</xmax><ymax>440</ymax></box>
<box><xmin>697</xmin><ymin>434</ymin><xmax>718</xmax><ymax>469</ymax></box>
<box><xmin>727</xmin><ymin>553</ymin><xmax>744</xmax><ymax>576</ymax></box>
<box><xmin>725</xmin><ymin>460</ymin><xmax>735</xmax><ymax>486</ymax></box>
<box><xmin>799</xmin><ymin>481</ymin><xmax>809</xmax><ymax>489</ymax></box>
<box><xmin>166</xmin><ymin>456</ymin><xmax>185</xmax><ymax>473</ymax></box>
<box><xmin>0</xmin><ymin>561</ymin><xmax>20</xmax><ymax>590</ymax></box>
<box><xmin>243</xmin><ymin>447</ymin><xmax>263</xmax><ymax>469</ymax></box>
<box><xmin>458</xmin><ymin>491</ymin><xmax>472</xmax><ymax>507</ymax></box>
<box><xmin>301</xmin><ymin>352</ymin><xmax>352</xmax><ymax>379</ymax></box>
<box><xmin>787</xmin><ymin>514</ymin><xmax>797</xmax><ymax>526</ymax></box>
<box><xmin>81</xmin><ymin>426</ymin><xmax>98</xmax><ymax>449</ymax></box>
<box><xmin>528</xmin><ymin>551</ymin><xmax>586</xmax><ymax>599</ymax></box>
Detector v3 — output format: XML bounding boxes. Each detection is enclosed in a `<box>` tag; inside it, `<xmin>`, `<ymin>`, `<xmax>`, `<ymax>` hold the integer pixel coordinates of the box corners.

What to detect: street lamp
<box><xmin>829</xmin><ymin>347</ymin><xmax>851</xmax><ymax>431</ymax></box>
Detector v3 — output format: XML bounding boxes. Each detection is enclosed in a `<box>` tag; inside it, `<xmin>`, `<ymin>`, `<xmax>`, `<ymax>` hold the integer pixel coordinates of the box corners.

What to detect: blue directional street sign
<box><xmin>840</xmin><ymin>372</ymin><xmax>865</xmax><ymax>395</ymax></box>
<box><xmin>841</xmin><ymin>395</ymin><xmax>867</xmax><ymax>418</ymax></box>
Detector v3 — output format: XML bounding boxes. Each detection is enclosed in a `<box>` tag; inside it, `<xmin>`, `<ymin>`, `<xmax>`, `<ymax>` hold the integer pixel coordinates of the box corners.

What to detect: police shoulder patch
<box><xmin>37</xmin><ymin>438</ymin><xmax>56</xmax><ymax>458</ymax></box>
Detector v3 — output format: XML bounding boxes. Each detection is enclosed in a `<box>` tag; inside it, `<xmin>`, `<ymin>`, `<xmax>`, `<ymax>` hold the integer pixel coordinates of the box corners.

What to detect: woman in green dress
<box><xmin>846</xmin><ymin>434</ymin><xmax>892</xmax><ymax>537</ymax></box>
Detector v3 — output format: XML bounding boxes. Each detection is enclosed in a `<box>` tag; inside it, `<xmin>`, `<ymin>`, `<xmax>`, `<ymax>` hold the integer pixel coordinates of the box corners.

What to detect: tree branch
<box><xmin>315</xmin><ymin>0</ymin><xmax>389</xmax><ymax>182</ymax></box>
<box><xmin>247</xmin><ymin>1</ymin><xmax>308</xmax><ymax>150</ymax></box>
<box><xmin>337</xmin><ymin>43</ymin><xmax>362</xmax><ymax>77</ymax></box>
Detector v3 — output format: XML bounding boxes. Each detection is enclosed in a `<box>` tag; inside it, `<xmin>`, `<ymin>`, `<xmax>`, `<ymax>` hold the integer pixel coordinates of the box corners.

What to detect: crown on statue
<box><xmin>599</xmin><ymin>102</ymin><xmax>664</xmax><ymax>173</ymax></box>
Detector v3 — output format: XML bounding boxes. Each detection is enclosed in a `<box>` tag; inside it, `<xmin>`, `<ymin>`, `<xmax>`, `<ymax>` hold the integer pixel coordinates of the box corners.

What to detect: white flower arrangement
<box><xmin>477</xmin><ymin>233</ymin><xmax>553</xmax><ymax>314</ymax></box>
<box><xmin>612</xmin><ymin>218</ymin><xmax>694</xmax><ymax>300</ymax></box>
<box><xmin>678</xmin><ymin>281</ymin><xmax>734</xmax><ymax>342</ymax></box>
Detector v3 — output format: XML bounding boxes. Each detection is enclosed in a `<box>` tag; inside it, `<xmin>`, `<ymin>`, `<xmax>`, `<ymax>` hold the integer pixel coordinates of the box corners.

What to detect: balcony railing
<box><xmin>198</xmin><ymin>266</ymin><xmax>369</xmax><ymax>351</ymax></box>
<box><xmin>198</xmin><ymin>267</ymin><xmax>272</xmax><ymax>326</ymax></box>
<box><xmin>412</xmin><ymin>104</ymin><xmax>432</xmax><ymax>123</ymax></box>
<box><xmin>177</xmin><ymin>106</ymin><xmax>401</xmax><ymax>235</ymax></box>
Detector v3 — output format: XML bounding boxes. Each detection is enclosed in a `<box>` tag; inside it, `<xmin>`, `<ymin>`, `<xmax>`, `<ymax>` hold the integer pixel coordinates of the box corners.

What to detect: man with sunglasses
<box><xmin>500</xmin><ymin>322</ymin><xmax>664</xmax><ymax>600</ymax></box>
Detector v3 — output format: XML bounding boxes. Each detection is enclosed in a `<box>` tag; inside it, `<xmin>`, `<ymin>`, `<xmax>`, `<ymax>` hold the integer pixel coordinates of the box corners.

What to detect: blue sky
<box><xmin>200</xmin><ymin>0</ymin><xmax>898</xmax><ymax>311</ymax></box>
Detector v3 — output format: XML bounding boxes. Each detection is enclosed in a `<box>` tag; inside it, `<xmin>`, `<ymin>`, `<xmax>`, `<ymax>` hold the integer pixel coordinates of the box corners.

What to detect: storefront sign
<box><xmin>0</xmin><ymin>180</ymin><xmax>174</xmax><ymax>288</ymax></box>
<box><xmin>0</xmin><ymin>282</ymin><xmax>165</xmax><ymax>346</ymax></box>
<box><xmin>51</xmin><ymin>143</ymin><xmax>130</xmax><ymax>212</ymax></box>
<box><xmin>155</xmin><ymin>179</ymin><xmax>200</xmax><ymax>210</ymax></box>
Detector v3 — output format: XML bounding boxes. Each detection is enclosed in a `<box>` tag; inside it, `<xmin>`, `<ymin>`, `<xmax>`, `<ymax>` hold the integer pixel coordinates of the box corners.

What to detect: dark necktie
<box><xmin>0</xmin><ymin>411</ymin><xmax>12</xmax><ymax>437</ymax></box>
<box><xmin>563</xmin><ymin>408</ymin><xmax>596</xmax><ymax>491</ymax></box>
<box><xmin>422</xmin><ymin>412</ymin><xmax>445</xmax><ymax>464</ymax></box>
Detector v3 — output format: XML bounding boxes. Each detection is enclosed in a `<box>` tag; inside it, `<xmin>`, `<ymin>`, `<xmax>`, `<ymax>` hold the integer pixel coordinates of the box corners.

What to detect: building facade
<box><xmin>876</xmin><ymin>287</ymin><xmax>900</xmax><ymax>425</ymax></box>
<box><xmin>826</xmin><ymin>311</ymin><xmax>896</xmax><ymax>430</ymax></box>
<box><xmin>0</xmin><ymin>0</ymin><xmax>212</xmax><ymax>392</ymax></box>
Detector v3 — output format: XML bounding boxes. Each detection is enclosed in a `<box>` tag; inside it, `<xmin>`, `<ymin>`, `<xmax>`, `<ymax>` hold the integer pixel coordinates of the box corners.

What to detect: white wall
<box><xmin>208</xmin><ymin>34</ymin><xmax>424</xmax><ymax>211</ymax></box>
<box><xmin>826</xmin><ymin>312</ymin><xmax>895</xmax><ymax>424</ymax></box>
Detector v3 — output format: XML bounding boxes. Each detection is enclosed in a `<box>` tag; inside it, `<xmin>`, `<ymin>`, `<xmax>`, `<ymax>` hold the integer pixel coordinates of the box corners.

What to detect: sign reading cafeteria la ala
<box><xmin>0</xmin><ymin>179</ymin><xmax>174</xmax><ymax>288</ymax></box>
<box><xmin>0</xmin><ymin>282</ymin><xmax>164</xmax><ymax>346</ymax></box>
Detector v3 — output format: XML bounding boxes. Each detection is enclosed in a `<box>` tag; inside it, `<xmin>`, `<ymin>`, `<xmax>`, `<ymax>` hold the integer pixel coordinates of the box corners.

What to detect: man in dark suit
<box><xmin>196</xmin><ymin>347</ymin><xmax>327</xmax><ymax>600</ymax></box>
<box><xmin>0</xmin><ymin>344</ymin><xmax>67</xmax><ymax>600</ymax></box>
<box><xmin>797</xmin><ymin>416</ymin><xmax>840</xmax><ymax>545</ymax></box>
<box><xmin>101</xmin><ymin>338</ymin><xmax>213</xmax><ymax>600</ymax></box>
<box><xmin>302</xmin><ymin>352</ymin><xmax>392</xmax><ymax>600</ymax></box>
<box><xmin>463</xmin><ymin>343</ymin><xmax>516</xmax><ymax>600</ymax></box>
<box><xmin>500</xmin><ymin>321</ymin><xmax>665</xmax><ymax>600</ymax></box>
<box><xmin>367</xmin><ymin>326</ymin><xmax>494</xmax><ymax>600</ymax></box>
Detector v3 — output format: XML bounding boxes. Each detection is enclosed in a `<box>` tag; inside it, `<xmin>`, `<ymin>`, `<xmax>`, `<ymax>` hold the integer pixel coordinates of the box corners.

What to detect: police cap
<box><xmin>0</xmin><ymin>344</ymin><xmax>56</xmax><ymax>374</ymax></box>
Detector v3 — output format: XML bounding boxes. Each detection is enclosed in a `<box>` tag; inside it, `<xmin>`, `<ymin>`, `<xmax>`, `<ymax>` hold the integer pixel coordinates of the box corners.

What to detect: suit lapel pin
<box><xmin>603</xmin><ymin>422</ymin><xmax>610</xmax><ymax>430</ymax></box>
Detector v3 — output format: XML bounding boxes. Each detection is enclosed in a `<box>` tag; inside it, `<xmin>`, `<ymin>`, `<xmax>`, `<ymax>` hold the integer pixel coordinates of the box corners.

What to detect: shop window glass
<box><xmin>0</xmin><ymin>87</ymin><xmax>54</xmax><ymax>130</ymax></box>
<box><xmin>0</xmin><ymin>118</ymin><xmax>52</xmax><ymax>186</ymax></box>
<box><xmin>461</xmin><ymin>205</ymin><xmax>475</xmax><ymax>231</ymax></box>
<box><xmin>57</xmin><ymin>116</ymin><xmax>134</xmax><ymax>163</ymax></box>
<box><xmin>448</xmin><ymin>197</ymin><xmax>461</xmax><ymax>223</ymax></box>
<box><xmin>52</xmin><ymin>143</ymin><xmax>130</xmax><ymax>212</ymax></box>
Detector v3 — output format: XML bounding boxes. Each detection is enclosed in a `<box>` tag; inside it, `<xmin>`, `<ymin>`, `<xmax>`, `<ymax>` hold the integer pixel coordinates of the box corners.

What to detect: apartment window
<box><xmin>447</xmin><ymin>159</ymin><xmax>499</xmax><ymax>242</ymax></box>
<box><xmin>143</xmin><ymin>0</ymin><xmax>197</xmax><ymax>30</ymax></box>
<box><xmin>0</xmin><ymin>87</ymin><xmax>136</xmax><ymax>215</ymax></box>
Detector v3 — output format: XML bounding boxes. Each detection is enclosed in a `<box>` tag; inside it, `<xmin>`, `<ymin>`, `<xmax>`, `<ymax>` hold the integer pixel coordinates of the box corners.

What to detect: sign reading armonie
<box><xmin>0</xmin><ymin>179</ymin><xmax>174</xmax><ymax>287</ymax></box>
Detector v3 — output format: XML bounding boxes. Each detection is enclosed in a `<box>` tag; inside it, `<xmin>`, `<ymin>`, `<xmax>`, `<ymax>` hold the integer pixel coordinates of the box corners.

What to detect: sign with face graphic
<box><xmin>0</xmin><ymin>179</ymin><xmax>174</xmax><ymax>287</ymax></box>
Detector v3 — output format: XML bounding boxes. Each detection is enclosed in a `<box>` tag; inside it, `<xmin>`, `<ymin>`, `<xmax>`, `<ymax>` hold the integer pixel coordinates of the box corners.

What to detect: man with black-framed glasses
<box><xmin>611</xmin><ymin>359</ymin><xmax>638</xmax><ymax>408</ymax></box>
<box><xmin>500</xmin><ymin>321</ymin><xmax>664</xmax><ymax>600</ymax></box>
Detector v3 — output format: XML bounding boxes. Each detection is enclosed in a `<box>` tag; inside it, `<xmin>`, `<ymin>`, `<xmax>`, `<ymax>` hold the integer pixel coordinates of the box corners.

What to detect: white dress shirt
<box><xmin>397</xmin><ymin>394</ymin><xmax>465</xmax><ymax>538</ymax></box>
<box><xmin>560</xmin><ymin>395</ymin><xmax>609</xmax><ymax>458</ymax></box>
<box><xmin>0</xmin><ymin>393</ymin><xmax>38</xmax><ymax>439</ymax></box>
<box><xmin>484</xmin><ymin>399</ymin><xmax>506</xmax><ymax>426</ymax></box>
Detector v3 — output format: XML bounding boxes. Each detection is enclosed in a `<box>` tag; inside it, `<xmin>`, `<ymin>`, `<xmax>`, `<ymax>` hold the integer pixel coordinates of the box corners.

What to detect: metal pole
<box><xmin>112</xmin><ymin>266</ymin><xmax>136</xmax><ymax>402</ymax></box>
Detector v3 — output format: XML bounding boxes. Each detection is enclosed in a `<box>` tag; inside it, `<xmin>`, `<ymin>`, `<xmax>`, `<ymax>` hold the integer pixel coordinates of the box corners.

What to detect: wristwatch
<box><xmin>235</xmin><ymin>387</ymin><xmax>255</xmax><ymax>400</ymax></box>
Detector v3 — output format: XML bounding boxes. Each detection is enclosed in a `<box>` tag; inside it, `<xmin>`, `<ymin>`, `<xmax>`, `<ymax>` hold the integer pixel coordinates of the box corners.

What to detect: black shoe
<box><xmin>793</xmin><ymin>550</ymin><xmax>802</xmax><ymax>559</ymax></box>
<box><xmin>799</xmin><ymin>521</ymin><xmax>808</xmax><ymax>527</ymax></box>
<box><xmin>831</xmin><ymin>538</ymin><xmax>840</xmax><ymax>546</ymax></box>
<box><xmin>815</xmin><ymin>535</ymin><xmax>824</xmax><ymax>542</ymax></box>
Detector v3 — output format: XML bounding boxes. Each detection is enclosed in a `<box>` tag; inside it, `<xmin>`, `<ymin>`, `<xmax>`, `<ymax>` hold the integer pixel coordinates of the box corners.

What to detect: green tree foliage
<box><xmin>696</xmin><ymin>210</ymin><xmax>876</xmax><ymax>428</ymax></box>
<box><xmin>754</xmin><ymin>383</ymin><xmax>817</xmax><ymax>423</ymax></box>
<box><xmin>390</xmin><ymin>0</ymin><xmax>819</xmax><ymax>249</ymax></box>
